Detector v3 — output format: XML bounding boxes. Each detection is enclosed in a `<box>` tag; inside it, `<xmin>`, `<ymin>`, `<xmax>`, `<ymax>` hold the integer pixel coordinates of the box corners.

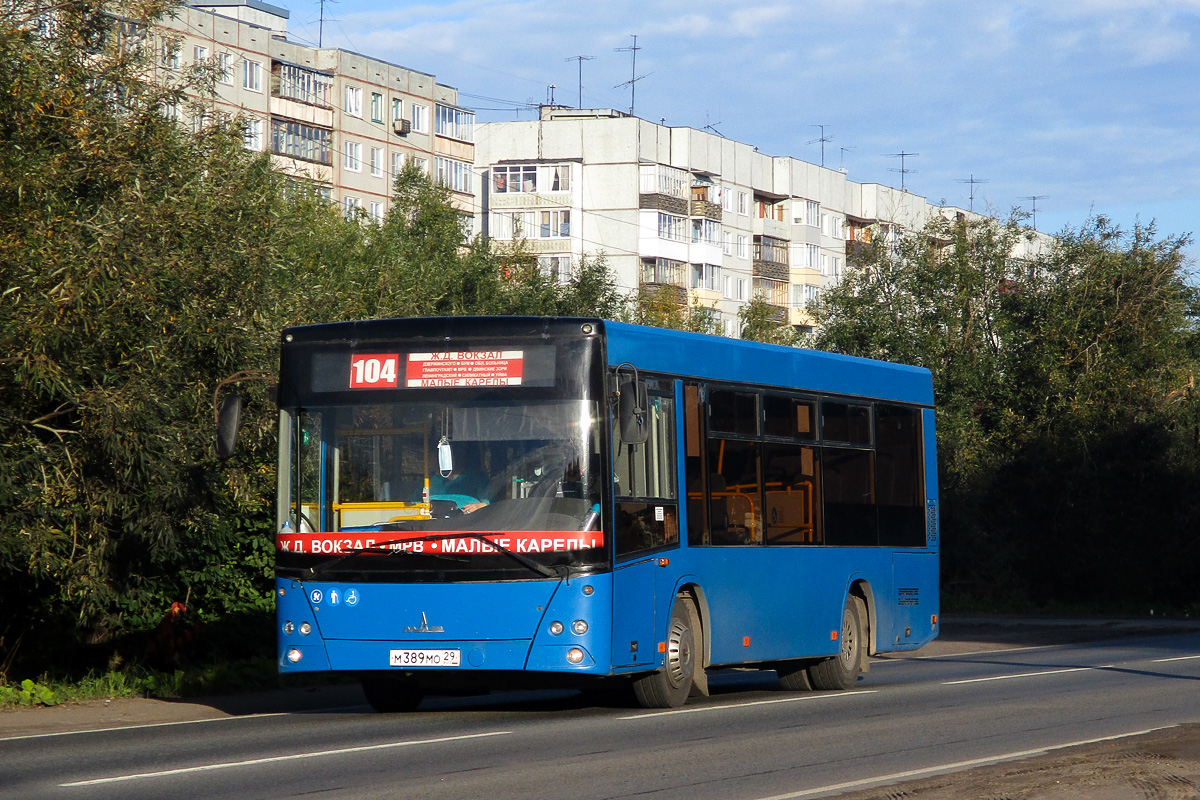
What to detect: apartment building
<box><xmin>152</xmin><ymin>0</ymin><xmax>475</xmax><ymax>219</ymax></box>
<box><xmin>476</xmin><ymin>107</ymin><xmax>1042</xmax><ymax>335</ymax></box>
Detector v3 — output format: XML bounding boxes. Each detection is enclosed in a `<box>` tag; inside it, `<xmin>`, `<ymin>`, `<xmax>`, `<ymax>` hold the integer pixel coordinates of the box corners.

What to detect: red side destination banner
<box><xmin>405</xmin><ymin>350</ymin><xmax>524</xmax><ymax>387</ymax></box>
<box><xmin>277</xmin><ymin>531</ymin><xmax>604</xmax><ymax>556</ymax></box>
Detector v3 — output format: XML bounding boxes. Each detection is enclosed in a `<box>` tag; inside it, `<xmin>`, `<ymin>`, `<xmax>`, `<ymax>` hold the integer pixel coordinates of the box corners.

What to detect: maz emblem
<box><xmin>404</xmin><ymin>612</ymin><xmax>444</xmax><ymax>633</ymax></box>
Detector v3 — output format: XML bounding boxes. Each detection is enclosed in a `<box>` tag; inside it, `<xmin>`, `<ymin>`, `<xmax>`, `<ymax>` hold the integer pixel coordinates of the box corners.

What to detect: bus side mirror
<box><xmin>617</xmin><ymin>379</ymin><xmax>649</xmax><ymax>444</ymax></box>
<box><xmin>216</xmin><ymin>393</ymin><xmax>244</xmax><ymax>459</ymax></box>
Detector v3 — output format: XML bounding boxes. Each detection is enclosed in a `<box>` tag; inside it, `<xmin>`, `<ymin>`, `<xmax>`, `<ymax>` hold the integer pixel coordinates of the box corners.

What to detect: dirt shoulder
<box><xmin>3</xmin><ymin>615</ymin><xmax>1199</xmax><ymax>799</ymax></box>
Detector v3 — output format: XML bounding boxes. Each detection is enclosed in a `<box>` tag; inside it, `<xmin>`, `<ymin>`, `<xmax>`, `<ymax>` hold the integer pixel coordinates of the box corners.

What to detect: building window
<box><xmin>435</xmin><ymin>156</ymin><xmax>473</xmax><ymax>193</ymax></box>
<box><xmin>242</xmin><ymin>118</ymin><xmax>263</xmax><ymax>151</ymax></box>
<box><xmin>540</xmin><ymin>209</ymin><xmax>570</xmax><ymax>238</ymax></box>
<box><xmin>344</xmin><ymin>140</ymin><xmax>362</xmax><ymax>171</ymax></box>
<box><xmin>490</xmin><ymin>211</ymin><xmax>534</xmax><ymax>240</ymax></box>
<box><xmin>370</xmin><ymin>147</ymin><xmax>384</xmax><ymax>177</ymax></box>
<box><xmin>344</xmin><ymin>85</ymin><xmax>362</xmax><ymax>117</ymax></box>
<box><xmin>369</xmin><ymin>201</ymin><xmax>384</xmax><ymax>221</ymax></box>
<box><xmin>691</xmin><ymin>263</ymin><xmax>721</xmax><ymax>291</ymax></box>
<box><xmin>242</xmin><ymin>59</ymin><xmax>262</xmax><ymax>92</ymax></box>
<box><xmin>643</xmin><ymin>257</ymin><xmax>686</xmax><ymax>286</ymax></box>
<box><xmin>344</xmin><ymin>196</ymin><xmax>361</xmax><ymax>218</ymax></box>
<box><xmin>657</xmin><ymin>212</ymin><xmax>687</xmax><ymax>242</ymax></box>
<box><xmin>738</xmin><ymin>191</ymin><xmax>749</xmax><ymax>215</ymax></box>
<box><xmin>539</xmin><ymin>256</ymin><xmax>572</xmax><ymax>284</ymax></box>
<box><xmin>411</xmin><ymin>156</ymin><xmax>428</xmax><ymax>173</ymax></box>
<box><xmin>218</xmin><ymin>53</ymin><xmax>233</xmax><ymax>84</ymax></box>
<box><xmin>822</xmin><ymin>213</ymin><xmax>843</xmax><ymax>239</ymax></box>
<box><xmin>161</xmin><ymin>39</ymin><xmax>179</xmax><ymax>69</ymax></box>
<box><xmin>807</xmin><ymin>243</ymin><xmax>821</xmax><ymax>271</ymax></box>
<box><xmin>435</xmin><ymin>104</ymin><xmax>475</xmax><ymax>142</ymax></box>
<box><xmin>792</xmin><ymin>283</ymin><xmax>820</xmax><ymax>307</ymax></box>
<box><xmin>736</xmin><ymin>235</ymin><xmax>748</xmax><ymax>258</ymax></box>
<box><xmin>806</xmin><ymin>200</ymin><xmax>820</xmax><ymax>227</ymax></box>
<box><xmin>193</xmin><ymin>45</ymin><xmax>208</xmax><ymax>64</ymax></box>
<box><xmin>162</xmin><ymin>99</ymin><xmax>179</xmax><ymax>121</ymax></box>
<box><xmin>410</xmin><ymin>103</ymin><xmax>428</xmax><ymax>132</ymax></box>
<box><xmin>722</xmin><ymin>185</ymin><xmax>736</xmax><ymax>212</ymax></box>
<box><xmin>392</xmin><ymin>98</ymin><xmax>403</xmax><ymax>121</ymax></box>
<box><xmin>371</xmin><ymin>92</ymin><xmax>384</xmax><ymax>123</ymax></box>
<box><xmin>491</xmin><ymin>164</ymin><xmax>569</xmax><ymax>194</ymax></box>
<box><xmin>270</xmin><ymin>118</ymin><xmax>332</xmax><ymax>164</ymax></box>
<box><xmin>691</xmin><ymin>219</ymin><xmax>719</xmax><ymax>245</ymax></box>
<box><xmin>391</xmin><ymin>151</ymin><xmax>405</xmax><ymax>176</ymax></box>
<box><xmin>274</xmin><ymin>62</ymin><xmax>333</xmax><ymax>108</ymax></box>
<box><xmin>639</xmin><ymin>164</ymin><xmax>689</xmax><ymax>198</ymax></box>
<box><xmin>723</xmin><ymin>231</ymin><xmax>734</xmax><ymax>255</ymax></box>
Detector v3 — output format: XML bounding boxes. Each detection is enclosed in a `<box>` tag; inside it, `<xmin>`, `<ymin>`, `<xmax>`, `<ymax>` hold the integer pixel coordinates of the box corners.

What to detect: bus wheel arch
<box><xmin>632</xmin><ymin>592</ymin><xmax>702</xmax><ymax>708</ymax></box>
<box><xmin>807</xmin><ymin>590</ymin><xmax>867</xmax><ymax>690</ymax></box>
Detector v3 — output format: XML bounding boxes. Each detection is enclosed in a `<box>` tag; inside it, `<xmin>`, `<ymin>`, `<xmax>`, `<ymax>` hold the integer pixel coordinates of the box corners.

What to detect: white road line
<box><xmin>0</xmin><ymin>705</ymin><xmax>373</xmax><ymax>743</ymax></box>
<box><xmin>617</xmin><ymin>690</ymin><xmax>878</xmax><ymax>720</ymax></box>
<box><xmin>59</xmin><ymin>730</ymin><xmax>511</xmax><ymax>787</ymax></box>
<box><xmin>942</xmin><ymin>665</ymin><xmax>1115</xmax><ymax>685</ymax></box>
<box><xmin>1153</xmin><ymin>654</ymin><xmax>1200</xmax><ymax>663</ymax></box>
<box><xmin>750</xmin><ymin>726</ymin><xmax>1175</xmax><ymax>800</ymax></box>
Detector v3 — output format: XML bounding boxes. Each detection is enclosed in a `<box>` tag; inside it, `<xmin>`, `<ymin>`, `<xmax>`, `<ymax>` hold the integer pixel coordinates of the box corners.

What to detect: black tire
<box><xmin>632</xmin><ymin>596</ymin><xmax>698</xmax><ymax>708</ymax></box>
<box><xmin>807</xmin><ymin>596</ymin><xmax>865</xmax><ymax>690</ymax></box>
<box><xmin>361</xmin><ymin>675</ymin><xmax>424</xmax><ymax>712</ymax></box>
<box><xmin>776</xmin><ymin>660</ymin><xmax>815</xmax><ymax>691</ymax></box>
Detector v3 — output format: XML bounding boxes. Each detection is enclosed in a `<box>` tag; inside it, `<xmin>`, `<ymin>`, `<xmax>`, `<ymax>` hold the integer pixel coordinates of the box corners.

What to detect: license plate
<box><xmin>389</xmin><ymin>648</ymin><xmax>461</xmax><ymax>667</ymax></box>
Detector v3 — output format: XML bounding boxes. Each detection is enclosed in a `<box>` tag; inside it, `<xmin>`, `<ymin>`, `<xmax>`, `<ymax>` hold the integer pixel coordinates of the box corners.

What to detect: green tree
<box><xmin>813</xmin><ymin>214</ymin><xmax>1200</xmax><ymax>609</ymax></box>
<box><xmin>738</xmin><ymin>294</ymin><xmax>798</xmax><ymax>345</ymax></box>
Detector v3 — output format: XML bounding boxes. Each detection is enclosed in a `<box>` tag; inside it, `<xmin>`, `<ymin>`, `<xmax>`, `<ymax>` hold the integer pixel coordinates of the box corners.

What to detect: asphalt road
<box><xmin>3</xmin><ymin>625</ymin><xmax>1199</xmax><ymax>800</ymax></box>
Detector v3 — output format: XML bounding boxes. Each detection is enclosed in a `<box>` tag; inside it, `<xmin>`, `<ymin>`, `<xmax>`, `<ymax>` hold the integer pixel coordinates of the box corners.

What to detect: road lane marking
<box><xmin>59</xmin><ymin>730</ymin><xmax>511</xmax><ymax>787</ymax></box>
<box><xmin>0</xmin><ymin>706</ymin><xmax>373</xmax><ymax>743</ymax></box>
<box><xmin>1153</xmin><ymin>654</ymin><xmax>1200</xmax><ymax>663</ymax></box>
<box><xmin>942</xmin><ymin>665</ymin><xmax>1114</xmax><ymax>685</ymax></box>
<box><xmin>617</xmin><ymin>690</ymin><xmax>878</xmax><ymax>720</ymax></box>
<box><xmin>751</xmin><ymin>726</ymin><xmax>1174</xmax><ymax>800</ymax></box>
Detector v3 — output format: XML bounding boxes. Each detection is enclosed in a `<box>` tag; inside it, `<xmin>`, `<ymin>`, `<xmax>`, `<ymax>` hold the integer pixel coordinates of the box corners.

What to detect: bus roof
<box><xmin>280</xmin><ymin>316</ymin><xmax>933</xmax><ymax>407</ymax></box>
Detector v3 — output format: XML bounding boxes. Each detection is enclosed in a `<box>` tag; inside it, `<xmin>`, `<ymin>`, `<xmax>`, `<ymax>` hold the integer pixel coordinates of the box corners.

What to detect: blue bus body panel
<box><xmin>277</xmin><ymin>576</ymin><xmax>616</xmax><ymax>674</ymax></box>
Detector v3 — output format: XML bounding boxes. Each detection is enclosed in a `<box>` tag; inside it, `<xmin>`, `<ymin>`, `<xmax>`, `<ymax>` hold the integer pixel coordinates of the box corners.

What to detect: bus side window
<box><xmin>614</xmin><ymin>394</ymin><xmax>679</xmax><ymax>558</ymax></box>
<box><xmin>684</xmin><ymin>383</ymin><xmax>706</xmax><ymax>546</ymax></box>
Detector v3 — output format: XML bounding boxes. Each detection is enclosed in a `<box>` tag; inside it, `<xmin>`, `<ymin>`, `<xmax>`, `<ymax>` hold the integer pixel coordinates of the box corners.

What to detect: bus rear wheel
<box><xmin>361</xmin><ymin>675</ymin><xmax>424</xmax><ymax>712</ymax></box>
<box><xmin>633</xmin><ymin>597</ymin><xmax>698</xmax><ymax>708</ymax></box>
<box><xmin>808</xmin><ymin>596</ymin><xmax>865</xmax><ymax>691</ymax></box>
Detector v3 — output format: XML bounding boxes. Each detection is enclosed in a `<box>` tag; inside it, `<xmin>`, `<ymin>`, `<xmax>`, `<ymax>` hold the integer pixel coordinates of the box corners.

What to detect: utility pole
<box><xmin>614</xmin><ymin>35</ymin><xmax>647</xmax><ymax>116</ymax></box>
<box><xmin>565</xmin><ymin>55</ymin><xmax>595</xmax><ymax>109</ymax></box>
<box><xmin>886</xmin><ymin>151</ymin><xmax>919</xmax><ymax>192</ymax></box>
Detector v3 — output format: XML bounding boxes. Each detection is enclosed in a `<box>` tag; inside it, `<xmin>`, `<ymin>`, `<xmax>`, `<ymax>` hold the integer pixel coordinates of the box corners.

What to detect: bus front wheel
<box><xmin>808</xmin><ymin>596</ymin><xmax>865</xmax><ymax>691</ymax></box>
<box><xmin>633</xmin><ymin>597</ymin><xmax>699</xmax><ymax>708</ymax></box>
<box><xmin>362</xmin><ymin>675</ymin><xmax>424</xmax><ymax>712</ymax></box>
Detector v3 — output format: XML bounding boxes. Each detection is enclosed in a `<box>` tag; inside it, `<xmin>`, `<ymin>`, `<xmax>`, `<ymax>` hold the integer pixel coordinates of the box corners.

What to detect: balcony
<box><xmin>753</xmin><ymin>236</ymin><xmax>789</xmax><ymax>282</ymax></box>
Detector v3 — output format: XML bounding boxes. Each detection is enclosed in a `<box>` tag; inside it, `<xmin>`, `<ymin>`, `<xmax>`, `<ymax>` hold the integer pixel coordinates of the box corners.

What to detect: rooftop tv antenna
<box><xmin>886</xmin><ymin>151</ymin><xmax>919</xmax><ymax>192</ymax></box>
<box><xmin>317</xmin><ymin>0</ymin><xmax>337</xmax><ymax>47</ymax></box>
<box><xmin>807</xmin><ymin>124</ymin><xmax>833</xmax><ymax>168</ymax></box>
<box><xmin>1020</xmin><ymin>195</ymin><xmax>1048</xmax><ymax>230</ymax></box>
<box><xmin>703</xmin><ymin>111</ymin><xmax>725</xmax><ymax>138</ymax></box>
<box><xmin>614</xmin><ymin>35</ymin><xmax>649</xmax><ymax>116</ymax></box>
<box><xmin>956</xmin><ymin>175</ymin><xmax>989</xmax><ymax>213</ymax></box>
<box><xmin>565</xmin><ymin>55</ymin><xmax>595</xmax><ymax>109</ymax></box>
<box><xmin>838</xmin><ymin>146</ymin><xmax>854</xmax><ymax>173</ymax></box>
<box><xmin>546</xmin><ymin>84</ymin><xmax>556</xmax><ymax>105</ymax></box>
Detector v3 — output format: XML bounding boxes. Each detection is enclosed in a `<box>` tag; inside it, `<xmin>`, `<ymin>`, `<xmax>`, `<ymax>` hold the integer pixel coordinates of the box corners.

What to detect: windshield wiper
<box><xmin>417</xmin><ymin>532</ymin><xmax>562</xmax><ymax>579</ymax></box>
<box><xmin>304</xmin><ymin>540</ymin><xmax>468</xmax><ymax>578</ymax></box>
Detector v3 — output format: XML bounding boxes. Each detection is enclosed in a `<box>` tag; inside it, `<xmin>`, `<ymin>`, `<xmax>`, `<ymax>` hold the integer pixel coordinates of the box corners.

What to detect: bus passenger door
<box><xmin>610</xmin><ymin>387</ymin><xmax>679</xmax><ymax>671</ymax></box>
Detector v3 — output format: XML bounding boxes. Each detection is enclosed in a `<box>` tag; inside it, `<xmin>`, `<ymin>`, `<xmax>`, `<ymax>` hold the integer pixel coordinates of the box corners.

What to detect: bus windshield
<box><xmin>279</xmin><ymin>396</ymin><xmax>606</xmax><ymax>581</ymax></box>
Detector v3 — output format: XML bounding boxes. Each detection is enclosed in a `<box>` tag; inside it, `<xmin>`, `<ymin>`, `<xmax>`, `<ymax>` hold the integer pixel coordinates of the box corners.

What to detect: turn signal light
<box><xmin>566</xmin><ymin>648</ymin><xmax>584</xmax><ymax>664</ymax></box>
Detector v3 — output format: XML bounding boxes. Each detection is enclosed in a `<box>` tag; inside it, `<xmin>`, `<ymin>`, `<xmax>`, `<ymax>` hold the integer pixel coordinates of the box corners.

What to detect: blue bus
<box><xmin>265</xmin><ymin>317</ymin><xmax>938</xmax><ymax>709</ymax></box>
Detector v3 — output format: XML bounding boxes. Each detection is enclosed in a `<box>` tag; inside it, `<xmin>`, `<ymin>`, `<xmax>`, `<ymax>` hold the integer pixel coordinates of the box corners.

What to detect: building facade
<box><xmin>153</xmin><ymin>0</ymin><xmax>475</xmax><ymax>218</ymax></box>
<box><xmin>476</xmin><ymin>107</ymin><xmax>1043</xmax><ymax>335</ymax></box>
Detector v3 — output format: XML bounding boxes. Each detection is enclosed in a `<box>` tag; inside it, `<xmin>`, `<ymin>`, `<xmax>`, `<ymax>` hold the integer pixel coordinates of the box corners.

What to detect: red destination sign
<box><xmin>405</xmin><ymin>351</ymin><xmax>524</xmax><ymax>388</ymax></box>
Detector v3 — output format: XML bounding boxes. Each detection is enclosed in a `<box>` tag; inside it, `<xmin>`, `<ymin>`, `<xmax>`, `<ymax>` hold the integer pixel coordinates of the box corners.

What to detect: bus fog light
<box><xmin>549</xmin><ymin>621</ymin><xmax>564</xmax><ymax>636</ymax></box>
<box><xmin>571</xmin><ymin>620</ymin><xmax>588</xmax><ymax>635</ymax></box>
<box><xmin>286</xmin><ymin>648</ymin><xmax>303</xmax><ymax>663</ymax></box>
<box><xmin>299</xmin><ymin>622</ymin><xmax>312</xmax><ymax>636</ymax></box>
<box><xmin>566</xmin><ymin>648</ymin><xmax>584</xmax><ymax>664</ymax></box>
<box><xmin>283</xmin><ymin>621</ymin><xmax>295</xmax><ymax>635</ymax></box>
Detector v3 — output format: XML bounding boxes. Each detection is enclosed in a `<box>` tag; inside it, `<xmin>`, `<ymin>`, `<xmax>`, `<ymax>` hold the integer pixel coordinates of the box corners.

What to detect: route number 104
<box><xmin>349</xmin><ymin>353</ymin><xmax>399</xmax><ymax>388</ymax></box>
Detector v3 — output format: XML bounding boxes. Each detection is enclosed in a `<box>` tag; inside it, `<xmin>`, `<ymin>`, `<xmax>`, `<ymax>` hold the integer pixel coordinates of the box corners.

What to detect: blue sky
<box><xmin>281</xmin><ymin>0</ymin><xmax>1200</xmax><ymax>265</ymax></box>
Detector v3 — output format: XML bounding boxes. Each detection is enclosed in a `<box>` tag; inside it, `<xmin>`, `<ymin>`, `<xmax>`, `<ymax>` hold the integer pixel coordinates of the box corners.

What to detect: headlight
<box><xmin>549</xmin><ymin>621</ymin><xmax>564</xmax><ymax>636</ymax></box>
<box><xmin>299</xmin><ymin>622</ymin><xmax>312</xmax><ymax>636</ymax></box>
<box><xmin>286</xmin><ymin>648</ymin><xmax>303</xmax><ymax>663</ymax></box>
<box><xmin>566</xmin><ymin>648</ymin><xmax>584</xmax><ymax>664</ymax></box>
<box><xmin>283</xmin><ymin>621</ymin><xmax>295</xmax><ymax>635</ymax></box>
<box><xmin>571</xmin><ymin>620</ymin><xmax>588</xmax><ymax>635</ymax></box>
